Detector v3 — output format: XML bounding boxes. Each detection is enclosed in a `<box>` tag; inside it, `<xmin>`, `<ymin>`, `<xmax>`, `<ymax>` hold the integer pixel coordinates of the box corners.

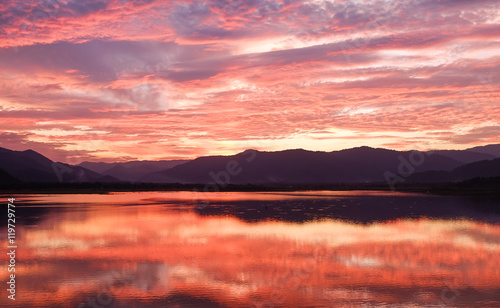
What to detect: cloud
<box><xmin>0</xmin><ymin>0</ymin><xmax>499</xmax><ymax>160</ymax></box>
<box><xmin>451</xmin><ymin>126</ymin><xmax>500</xmax><ymax>144</ymax></box>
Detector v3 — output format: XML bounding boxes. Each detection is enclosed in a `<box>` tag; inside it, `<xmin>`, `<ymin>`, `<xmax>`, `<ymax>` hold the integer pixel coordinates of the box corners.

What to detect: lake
<box><xmin>1</xmin><ymin>191</ymin><xmax>499</xmax><ymax>307</ymax></box>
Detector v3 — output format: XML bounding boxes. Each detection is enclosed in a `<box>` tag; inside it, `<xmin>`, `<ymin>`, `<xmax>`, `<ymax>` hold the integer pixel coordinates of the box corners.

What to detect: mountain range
<box><xmin>79</xmin><ymin>160</ymin><xmax>188</xmax><ymax>182</ymax></box>
<box><xmin>1</xmin><ymin>144</ymin><xmax>500</xmax><ymax>186</ymax></box>
<box><xmin>0</xmin><ymin>147</ymin><xmax>118</xmax><ymax>184</ymax></box>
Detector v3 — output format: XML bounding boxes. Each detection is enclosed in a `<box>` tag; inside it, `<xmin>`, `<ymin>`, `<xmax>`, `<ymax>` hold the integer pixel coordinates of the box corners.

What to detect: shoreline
<box><xmin>1</xmin><ymin>181</ymin><xmax>499</xmax><ymax>197</ymax></box>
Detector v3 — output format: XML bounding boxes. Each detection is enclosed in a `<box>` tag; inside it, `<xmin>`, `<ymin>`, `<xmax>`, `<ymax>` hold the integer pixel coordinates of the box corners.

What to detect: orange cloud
<box><xmin>0</xmin><ymin>0</ymin><xmax>499</xmax><ymax>161</ymax></box>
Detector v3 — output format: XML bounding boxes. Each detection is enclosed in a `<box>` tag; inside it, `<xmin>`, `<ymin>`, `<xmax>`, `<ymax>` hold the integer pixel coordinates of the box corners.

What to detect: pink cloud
<box><xmin>0</xmin><ymin>0</ymin><xmax>499</xmax><ymax>161</ymax></box>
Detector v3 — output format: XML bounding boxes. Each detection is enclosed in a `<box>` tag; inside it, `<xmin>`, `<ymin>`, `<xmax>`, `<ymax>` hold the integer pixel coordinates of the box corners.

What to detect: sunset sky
<box><xmin>0</xmin><ymin>0</ymin><xmax>499</xmax><ymax>163</ymax></box>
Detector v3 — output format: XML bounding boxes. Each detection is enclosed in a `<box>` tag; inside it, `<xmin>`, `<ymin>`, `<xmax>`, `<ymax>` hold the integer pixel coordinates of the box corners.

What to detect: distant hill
<box><xmin>76</xmin><ymin>161</ymin><xmax>113</xmax><ymax>174</ymax></box>
<box><xmin>141</xmin><ymin>147</ymin><xmax>463</xmax><ymax>184</ymax></box>
<box><xmin>79</xmin><ymin>160</ymin><xmax>188</xmax><ymax>182</ymax></box>
<box><xmin>408</xmin><ymin>158</ymin><xmax>500</xmax><ymax>183</ymax></box>
<box><xmin>467</xmin><ymin>144</ymin><xmax>500</xmax><ymax>158</ymax></box>
<box><xmin>0</xmin><ymin>147</ymin><xmax>57</xmax><ymax>182</ymax></box>
<box><xmin>0</xmin><ymin>147</ymin><xmax>119</xmax><ymax>183</ymax></box>
<box><xmin>6</xmin><ymin>144</ymin><xmax>500</xmax><ymax>186</ymax></box>
<box><xmin>430</xmin><ymin>150</ymin><xmax>496</xmax><ymax>164</ymax></box>
<box><xmin>0</xmin><ymin>168</ymin><xmax>22</xmax><ymax>185</ymax></box>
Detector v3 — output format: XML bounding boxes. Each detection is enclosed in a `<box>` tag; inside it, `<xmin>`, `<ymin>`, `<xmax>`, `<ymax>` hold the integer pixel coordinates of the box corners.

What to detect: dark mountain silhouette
<box><xmin>141</xmin><ymin>147</ymin><xmax>463</xmax><ymax>184</ymax></box>
<box><xmin>0</xmin><ymin>168</ymin><xmax>22</xmax><ymax>185</ymax></box>
<box><xmin>467</xmin><ymin>144</ymin><xmax>500</xmax><ymax>157</ymax></box>
<box><xmin>6</xmin><ymin>145</ymin><xmax>500</xmax><ymax>186</ymax></box>
<box><xmin>121</xmin><ymin>160</ymin><xmax>188</xmax><ymax>169</ymax></box>
<box><xmin>0</xmin><ymin>147</ymin><xmax>60</xmax><ymax>182</ymax></box>
<box><xmin>0</xmin><ymin>147</ymin><xmax>119</xmax><ymax>183</ymax></box>
<box><xmin>101</xmin><ymin>164</ymin><xmax>150</xmax><ymax>182</ymax></box>
<box><xmin>453</xmin><ymin>157</ymin><xmax>500</xmax><ymax>179</ymax></box>
<box><xmin>77</xmin><ymin>161</ymin><xmax>113</xmax><ymax>174</ymax></box>
<box><xmin>430</xmin><ymin>150</ymin><xmax>496</xmax><ymax>164</ymax></box>
<box><xmin>407</xmin><ymin>158</ymin><xmax>500</xmax><ymax>183</ymax></box>
<box><xmin>79</xmin><ymin>160</ymin><xmax>188</xmax><ymax>182</ymax></box>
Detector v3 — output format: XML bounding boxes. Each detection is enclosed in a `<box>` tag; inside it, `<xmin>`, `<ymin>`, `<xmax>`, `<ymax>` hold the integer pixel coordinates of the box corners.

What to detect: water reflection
<box><xmin>1</xmin><ymin>191</ymin><xmax>499</xmax><ymax>307</ymax></box>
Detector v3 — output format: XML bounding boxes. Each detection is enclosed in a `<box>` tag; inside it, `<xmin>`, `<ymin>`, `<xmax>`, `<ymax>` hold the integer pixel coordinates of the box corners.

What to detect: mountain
<box><xmin>79</xmin><ymin>160</ymin><xmax>188</xmax><ymax>182</ymax></box>
<box><xmin>453</xmin><ymin>158</ymin><xmax>500</xmax><ymax>180</ymax></box>
<box><xmin>467</xmin><ymin>144</ymin><xmax>500</xmax><ymax>158</ymax></box>
<box><xmin>0</xmin><ymin>168</ymin><xmax>22</xmax><ymax>185</ymax></box>
<box><xmin>5</xmin><ymin>145</ymin><xmax>500</xmax><ymax>186</ymax></box>
<box><xmin>0</xmin><ymin>147</ymin><xmax>119</xmax><ymax>183</ymax></box>
<box><xmin>0</xmin><ymin>147</ymin><xmax>57</xmax><ymax>182</ymax></box>
<box><xmin>141</xmin><ymin>147</ymin><xmax>463</xmax><ymax>184</ymax></box>
<box><xmin>407</xmin><ymin>158</ymin><xmax>500</xmax><ymax>183</ymax></box>
<box><xmin>430</xmin><ymin>150</ymin><xmax>496</xmax><ymax>164</ymax></box>
<box><xmin>76</xmin><ymin>161</ymin><xmax>113</xmax><ymax>174</ymax></box>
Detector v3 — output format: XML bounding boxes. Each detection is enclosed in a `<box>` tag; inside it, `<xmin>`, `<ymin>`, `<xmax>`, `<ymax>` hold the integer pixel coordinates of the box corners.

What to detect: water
<box><xmin>1</xmin><ymin>191</ymin><xmax>499</xmax><ymax>307</ymax></box>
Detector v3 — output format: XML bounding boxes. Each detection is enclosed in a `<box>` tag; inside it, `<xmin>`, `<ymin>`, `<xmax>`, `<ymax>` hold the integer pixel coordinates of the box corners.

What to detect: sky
<box><xmin>0</xmin><ymin>0</ymin><xmax>499</xmax><ymax>163</ymax></box>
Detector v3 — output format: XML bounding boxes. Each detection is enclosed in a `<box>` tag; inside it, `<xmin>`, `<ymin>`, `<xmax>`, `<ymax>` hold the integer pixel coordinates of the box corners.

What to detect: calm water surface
<box><xmin>1</xmin><ymin>191</ymin><xmax>499</xmax><ymax>307</ymax></box>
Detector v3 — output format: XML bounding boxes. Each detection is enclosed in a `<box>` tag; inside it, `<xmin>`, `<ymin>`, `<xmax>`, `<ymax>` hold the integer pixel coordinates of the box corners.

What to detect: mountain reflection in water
<box><xmin>1</xmin><ymin>191</ymin><xmax>499</xmax><ymax>307</ymax></box>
